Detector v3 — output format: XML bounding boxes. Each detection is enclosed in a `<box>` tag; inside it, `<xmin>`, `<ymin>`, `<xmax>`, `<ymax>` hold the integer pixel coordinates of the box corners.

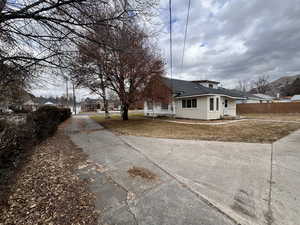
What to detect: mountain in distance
<box><xmin>266</xmin><ymin>74</ymin><xmax>300</xmax><ymax>96</ymax></box>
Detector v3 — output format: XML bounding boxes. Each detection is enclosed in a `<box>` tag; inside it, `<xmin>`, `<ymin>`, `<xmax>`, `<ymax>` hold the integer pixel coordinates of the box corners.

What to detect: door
<box><xmin>223</xmin><ymin>99</ymin><xmax>229</xmax><ymax>115</ymax></box>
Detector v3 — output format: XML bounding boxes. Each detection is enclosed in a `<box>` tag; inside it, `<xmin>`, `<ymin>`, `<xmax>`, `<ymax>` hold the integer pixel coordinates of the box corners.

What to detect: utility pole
<box><xmin>65</xmin><ymin>76</ymin><xmax>69</xmax><ymax>108</ymax></box>
<box><xmin>72</xmin><ymin>83</ymin><xmax>76</xmax><ymax>115</ymax></box>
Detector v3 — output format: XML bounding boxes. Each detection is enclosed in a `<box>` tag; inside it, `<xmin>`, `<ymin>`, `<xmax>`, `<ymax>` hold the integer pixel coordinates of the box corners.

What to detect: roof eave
<box><xmin>174</xmin><ymin>94</ymin><xmax>247</xmax><ymax>100</ymax></box>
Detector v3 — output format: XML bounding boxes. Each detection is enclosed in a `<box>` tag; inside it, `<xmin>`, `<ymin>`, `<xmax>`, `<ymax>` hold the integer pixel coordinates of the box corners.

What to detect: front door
<box><xmin>223</xmin><ymin>99</ymin><xmax>229</xmax><ymax>115</ymax></box>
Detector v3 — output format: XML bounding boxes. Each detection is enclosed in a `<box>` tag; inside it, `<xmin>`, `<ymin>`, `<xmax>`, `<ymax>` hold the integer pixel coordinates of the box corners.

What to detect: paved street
<box><xmin>65</xmin><ymin>115</ymin><xmax>300</xmax><ymax>225</ymax></box>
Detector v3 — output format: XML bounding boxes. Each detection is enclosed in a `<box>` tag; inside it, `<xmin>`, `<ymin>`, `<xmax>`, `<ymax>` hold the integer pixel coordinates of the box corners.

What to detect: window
<box><xmin>186</xmin><ymin>99</ymin><xmax>191</xmax><ymax>108</ymax></box>
<box><xmin>216</xmin><ymin>98</ymin><xmax>219</xmax><ymax>111</ymax></box>
<box><xmin>148</xmin><ymin>102</ymin><xmax>153</xmax><ymax>110</ymax></box>
<box><xmin>192</xmin><ymin>99</ymin><xmax>197</xmax><ymax>108</ymax></box>
<box><xmin>209</xmin><ymin>84</ymin><xmax>214</xmax><ymax>88</ymax></box>
<box><xmin>182</xmin><ymin>99</ymin><xmax>197</xmax><ymax>108</ymax></box>
<box><xmin>209</xmin><ymin>98</ymin><xmax>214</xmax><ymax>111</ymax></box>
<box><xmin>224</xmin><ymin>99</ymin><xmax>228</xmax><ymax>108</ymax></box>
<box><xmin>161</xmin><ymin>103</ymin><xmax>169</xmax><ymax>110</ymax></box>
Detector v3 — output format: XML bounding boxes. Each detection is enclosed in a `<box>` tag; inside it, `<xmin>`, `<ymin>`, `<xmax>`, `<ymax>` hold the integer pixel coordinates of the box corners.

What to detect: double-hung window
<box><xmin>209</xmin><ymin>98</ymin><xmax>214</xmax><ymax>111</ymax></box>
<box><xmin>161</xmin><ymin>103</ymin><xmax>169</xmax><ymax>110</ymax></box>
<box><xmin>182</xmin><ymin>100</ymin><xmax>186</xmax><ymax>108</ymax></box>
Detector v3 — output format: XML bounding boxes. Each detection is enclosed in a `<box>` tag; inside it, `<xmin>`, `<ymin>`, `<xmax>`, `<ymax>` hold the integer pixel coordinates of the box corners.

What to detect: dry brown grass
<box><xmin>242</xmin><ymin>113</ymin><xmax>300</xmax><ymax>121</ymax></box>
<box><xmin>127</xmin><ymin>167</ymin><xmax>157</xmax><ymax>180</ymax></box>
<box><xmin>91</xmin><ymin>115</ymin><xmax>300</xmax><ymax>143</ymax></box>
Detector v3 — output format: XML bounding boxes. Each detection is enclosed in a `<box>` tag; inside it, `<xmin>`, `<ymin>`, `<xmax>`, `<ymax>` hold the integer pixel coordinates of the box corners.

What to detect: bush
<box><xmin>32</xmin><ymin>106</ymin><xmax>71</xmax><ymax>140</ymax></box>
<box><xmin>0</xmin><ymin>106</ymin><xmax>71</xmax><ymax>165</ymax></box>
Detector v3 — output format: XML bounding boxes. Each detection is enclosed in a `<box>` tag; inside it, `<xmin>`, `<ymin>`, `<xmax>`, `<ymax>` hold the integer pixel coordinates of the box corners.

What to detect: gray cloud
<box><xmin>158</xmin><ymin>0</ymin><xmax>300</xmax><ymax>88</ymax></box>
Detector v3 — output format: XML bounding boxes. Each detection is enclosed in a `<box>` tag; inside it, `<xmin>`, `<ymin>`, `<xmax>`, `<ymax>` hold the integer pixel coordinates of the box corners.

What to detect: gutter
<box><xmin>174</xmin><ymin>94</ymin><xmax>247</xmax><ymax>100</ymax></box>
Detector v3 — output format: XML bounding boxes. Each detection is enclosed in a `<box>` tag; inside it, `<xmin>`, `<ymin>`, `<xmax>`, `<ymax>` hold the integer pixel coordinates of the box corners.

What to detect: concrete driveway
<box><xmin>65</xmin><ymin>116</ymin><xmax>300</xmax><ymax>225</ymax></box>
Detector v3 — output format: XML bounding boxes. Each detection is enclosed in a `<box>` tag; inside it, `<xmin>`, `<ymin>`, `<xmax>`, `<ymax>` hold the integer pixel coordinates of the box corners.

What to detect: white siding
<box><xmin>175</xmin><ymin>97</ymin><xmax>208</xmax><ymax>120</ymax></box>
<box><xmin>145</xmin><ymin>96</ymin><xmax>238</xmax><ymax>120</ymax></box>
<box><xmin>221</xmin><ymin>97</ymin><xmax>236</xmax><ymax>117</ymax></box>
<box><xmin>144</xmin><ymin>101</ymin><xmax>175</xmax><ymax>117</ymax></box>
<box><xmin>207</xmin><ymin>96</ymin><xmax>222</xmax><ymax>120</ymax></box>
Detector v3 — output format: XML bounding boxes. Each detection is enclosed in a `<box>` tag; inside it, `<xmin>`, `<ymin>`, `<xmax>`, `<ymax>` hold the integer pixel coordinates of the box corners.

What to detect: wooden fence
<box><xmin>237</xmin><ymin>102</ymin><xmax>300</xmax><ymax>114</ymax></box>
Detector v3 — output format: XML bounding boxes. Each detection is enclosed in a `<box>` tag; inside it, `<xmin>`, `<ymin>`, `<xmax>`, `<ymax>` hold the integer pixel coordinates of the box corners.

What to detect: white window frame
<box><xmin>209</xmin><ymin>97</ymin><xmax>214</xmax><ymax>111</ymax></box>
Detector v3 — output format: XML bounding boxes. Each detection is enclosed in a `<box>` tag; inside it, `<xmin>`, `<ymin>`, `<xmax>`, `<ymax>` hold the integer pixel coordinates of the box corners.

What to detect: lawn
<box><xmin>90</xmin><ymin>114</ymin><xmax>300</xmax><ymax>143</ymax></box>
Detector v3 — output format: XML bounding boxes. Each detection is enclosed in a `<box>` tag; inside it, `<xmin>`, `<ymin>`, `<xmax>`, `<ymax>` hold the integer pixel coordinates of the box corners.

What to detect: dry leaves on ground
<box><xmin>128</xmin><ymin>166</ymin><xmax>157</xmax><ymax>180</ymax></box>
<box><xmin>0</xmin><ymin>126</ymin><xmax>98</xmax><ymax>225</ymax></box>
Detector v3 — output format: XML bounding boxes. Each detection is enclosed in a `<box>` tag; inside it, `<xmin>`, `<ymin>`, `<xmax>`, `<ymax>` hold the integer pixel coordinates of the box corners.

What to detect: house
<box><xmin>144</xmin><ymin>78</ymin><xmax>245</xmax><ymax>120</ymax></box>
<box><xmin>252</xmin><ymin>94</ymin><xmax>275</xmax><ymax>103</ymax></box>
<box><xmin>235</xmin><ymin>93</ymin><xmax>264</xmax><ymax>104</ymax></box>
<box><xmin>44</xmin><ymin>101</ymin><xmax>56</xmax><ymax>106</ymax></box>
<box><xmin>80</xmin><ymin>98</ymin><xmax>101</xmax><ymax>112</ymax></box>
<box><xmin>291</xmin><ymin>95</ymin><xmax>300</xmax><ymax>102</ymax></box>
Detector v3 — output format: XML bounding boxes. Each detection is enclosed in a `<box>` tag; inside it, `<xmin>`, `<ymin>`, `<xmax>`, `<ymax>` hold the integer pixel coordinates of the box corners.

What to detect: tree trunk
<box><xmin>122</xmin><ymin>104</ymin><xmax>129</xmax><ymax>120</ymax></box>
<box><xmin>104</xmin><ymin>98</ymin><xmax>110</xmax><ymax>119</ymax></box>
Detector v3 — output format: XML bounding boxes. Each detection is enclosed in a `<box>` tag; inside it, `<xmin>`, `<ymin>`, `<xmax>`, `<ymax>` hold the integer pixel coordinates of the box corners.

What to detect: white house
<box><xmin>144</xmin><ymin>78</ymin><xmax>245</xmax><ymax>120</ymax></box>
<box><xmin>291</xmin><ymin>95</ymin><xmax>300</xmax><ymax>102</ymax></box>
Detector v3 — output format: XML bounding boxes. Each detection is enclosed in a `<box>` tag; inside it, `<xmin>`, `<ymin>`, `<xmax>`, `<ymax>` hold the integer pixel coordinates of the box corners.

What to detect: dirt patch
<box><xmin>128</xmin><ymin>166</ymin><xmax>157</xmax><ymax>180</ymax></box>
<box><xmin>0</xmin><ymin>123</ymin><xmax>98</xmax><ymax>225</ymax></box>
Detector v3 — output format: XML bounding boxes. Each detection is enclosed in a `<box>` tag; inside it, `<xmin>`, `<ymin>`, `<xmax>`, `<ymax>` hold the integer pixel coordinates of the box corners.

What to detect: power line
<box><xmin>181</xmin><ymin>0</ymin><xmax>191</xmax><ymax>74</ymax></box>
<box><xmin>169</xmin><ymin>0</ymin><xmax>173</xmax><ymax>81</ymax></box>
<box><xmin>169</xmin><ymin>0</ymin><xmax>174</xmax><ymax>115</ymax></box>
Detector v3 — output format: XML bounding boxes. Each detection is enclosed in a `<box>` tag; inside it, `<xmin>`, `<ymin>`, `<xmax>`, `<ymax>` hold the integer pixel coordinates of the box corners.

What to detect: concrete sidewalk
<box><xmin>122</xmin><ymin>136</ymin><xmax>271</xmax><ymax>225</ymax></box>
<box><xmin>65</xmin><ymin>116</ymin><xmax>300</xmax><ymax>225</ymax></box>
<box><xmin>66</xmin><ymin>116</ymin><xmax>236</xmax><ymax>225</ymax></box>
<box><xmin>271</xmin><ymin>129</ymin><xmax>300</xmax><ymax>225</ymax></box>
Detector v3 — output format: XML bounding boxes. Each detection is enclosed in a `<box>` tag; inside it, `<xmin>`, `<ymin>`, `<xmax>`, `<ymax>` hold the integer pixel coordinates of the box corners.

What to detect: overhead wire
<box><xmin>180</xmin><ymin>0</ymin><xmax>191</xmax><ymax>75</ymax></box>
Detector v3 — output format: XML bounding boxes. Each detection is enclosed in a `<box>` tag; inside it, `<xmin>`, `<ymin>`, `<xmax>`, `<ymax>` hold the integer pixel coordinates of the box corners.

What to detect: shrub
<box><xmin>0</xmin><ymin>106</ymin><xmax>71</xmax><ymax>165</ymax></box>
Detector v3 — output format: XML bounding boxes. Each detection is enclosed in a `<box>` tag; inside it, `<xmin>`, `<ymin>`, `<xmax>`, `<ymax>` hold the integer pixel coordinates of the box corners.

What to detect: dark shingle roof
<box><xmin>162</xmin><ymin>78</ymin><xmax>245</xmax><ymax>99</ymax></box>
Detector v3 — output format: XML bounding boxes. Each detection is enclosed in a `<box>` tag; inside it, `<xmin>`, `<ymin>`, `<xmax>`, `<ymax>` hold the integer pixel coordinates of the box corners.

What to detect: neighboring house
<box><xmin>236</xmin><ymin>93</ymin><xmax>276</xmax><ymax>104</ymax></box>
<box><xmin>291</xmin><ymin>95</ymin><xmax>300</xmax><ymax>102</ymax></box>
<box><xmin>274</xmin><ymin>96</ymin><xmax>292</xmax><ymax>103</ymax></box>
<box><xmin>44</xmin><ymin>101</ymin><xmax>56</xmax><ymax>106</ymax></box>
<box><xmin>80</xmin><ymin>98</ymin><xmax>101</xmax><ymax>112</ymax></box>
<box><xmin>252</xmin><ymin>94</ymin><xmax>275</xmax><ymax>103</ymax></box>
<box><xmin>144</xmin><ymin>78</ymin><xmax>245</xmax><ymax>120</ymax></box>
<box><xmin>235</xmin><ymin>93</ymin><xmax>264</xmax><ymax>104</ymax></box>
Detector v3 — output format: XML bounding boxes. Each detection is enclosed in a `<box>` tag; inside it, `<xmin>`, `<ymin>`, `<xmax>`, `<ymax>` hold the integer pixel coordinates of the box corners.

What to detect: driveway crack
<box><xmin>265</xmin><ymin>143</ymin><xmax>274</xmax><ymax>225</ymax></box>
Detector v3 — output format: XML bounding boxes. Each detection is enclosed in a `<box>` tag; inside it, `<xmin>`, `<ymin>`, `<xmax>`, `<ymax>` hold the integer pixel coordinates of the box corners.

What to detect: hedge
<box><xmin>0</xmin><ymin>106</ymin><xmax>71</xmax><ymax>165</ymax></box>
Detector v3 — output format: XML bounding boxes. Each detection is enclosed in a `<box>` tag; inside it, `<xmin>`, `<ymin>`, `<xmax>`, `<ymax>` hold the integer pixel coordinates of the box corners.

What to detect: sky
<box><xmin>32</xmin><ymin>0</ymin><xmax>300</xmax><ymax>97</ymax></box>
<box><xmin>157</xmin><ymin>0</ymin><xmax>300</xmax><ymax>88</ymax></box>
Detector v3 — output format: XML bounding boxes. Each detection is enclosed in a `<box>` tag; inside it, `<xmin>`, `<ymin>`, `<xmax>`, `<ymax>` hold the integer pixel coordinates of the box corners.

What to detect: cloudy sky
<box><xmin>157</xmin><ymin>0</ymin><xmax>300</xmax><ymax>88</ymax></box>
<box><xmin>33</xmin><ymin>0</ymin><xmax>300</xmax><ymax>97</ymax></box>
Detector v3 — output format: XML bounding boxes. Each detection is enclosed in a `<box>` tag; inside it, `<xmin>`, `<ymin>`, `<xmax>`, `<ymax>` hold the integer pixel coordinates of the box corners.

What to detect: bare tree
<box><xmin>106</xmin><ymin>24</ymin><xmax>165</xmax><ymax>120</ymax></box>
<box><xmin>73</xmin><ymin>22</ymin><xmax>165</xmax><ymax>120</ymax></box>
<box><xmin>71</xmin><ymin>35</ymin><xmax>111</xmax><ymax>118</ymax></box>
<box><xmin>253</xmin><ymin>75</ymin><xmax>270</xmax><ymax>94</ymax></box>
<box><xmin>235</xmin><ymin>79</ymin><xmax>250</xmax><ymax>94</ymax></box>
<box><xmin>1</xmin><ymin>0</ymin><xmax>158</xmax><ymax>89</ymax></box>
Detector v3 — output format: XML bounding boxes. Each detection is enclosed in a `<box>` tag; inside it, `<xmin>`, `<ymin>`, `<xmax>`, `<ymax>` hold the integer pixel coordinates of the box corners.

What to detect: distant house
<box><xmin>252</xmin><ymin>94</ymin><xmax>275</xmax><ymax>103</ymax></box>
<box><xmin>144</xmin><ymin>78</ymin><xmax>245</xmax><ymax>120</ymax></box>
<box><xmin>80</xmin><ymin>98</ymin><xmax>101</xmax><ymax>112</ymax></box>
<box><xmin>236</xmin><ymin>93</ymin><xmax>264</xmax><ymax>104</ymax></box>
<box><xmin>291</xmin><ymin>95</ymin><xmax>300</xmax><ymax>102</ymax></box>
<box><xmin>44</xmin><ymin>101</ymin><xmax>55</xmax><ymax>106</ymax></box>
